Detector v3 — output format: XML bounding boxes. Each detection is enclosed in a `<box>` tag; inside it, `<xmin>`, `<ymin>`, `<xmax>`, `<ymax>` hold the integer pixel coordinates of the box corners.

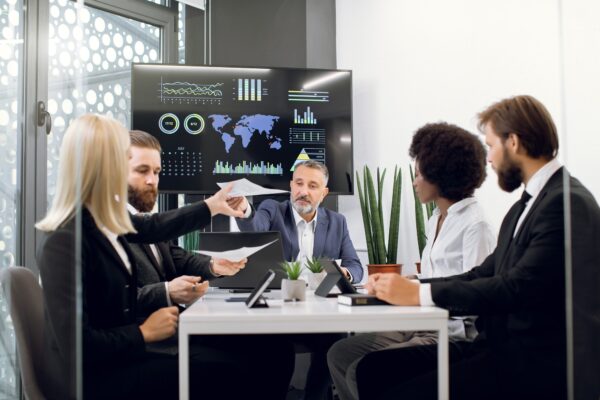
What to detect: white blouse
<box><xmin>419</xmin><ymin>197</ymin><xmax>496</xmax><ymax>340</ymax></box>
<box><xmin>420</xmin><ymin>198</ymin><xmax>495</xmax><ymax>279</ymax></box>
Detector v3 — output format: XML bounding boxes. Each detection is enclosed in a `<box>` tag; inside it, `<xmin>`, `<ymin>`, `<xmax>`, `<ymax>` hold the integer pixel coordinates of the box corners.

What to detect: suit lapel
<box><xmin>495</xmin><ymin>203</ymin><xmax>522</xmax><ymax>271</ymax></box>
<box><xmin>90</xmin><ymin>226</ymin><xmax>133</xmax><ymax>278</ymax></box>
<box><xmin>156</xmin><ymin>242</ymin><xmax>176</xmax><ymax>279</ymax></box>
<box><xmin>496</xmin><ymin>168</ymin><xmax>564</xmax><ymax>272</ymax></box>
<box><xmin>141</xmin><ymin>244</ymin><xmax>166</xmax><ymax>280</ymax></box>
<box><xmin>513</xmin><ymin>190</ymin><xmax>548</xmax><ymax>243</ymax></box>
<box><xmin>312</xmin><ymin>208</ymin><xmax>328</xmax><ymax>258</ymax></box>
<box><xmin>119</xmin><ymin>237</ymin><xmax>137</xmax><ymax>282</ymax></box>
<box><xmin>285</xmin><ymin>202</ymin><xmax>300</xmax><ymax>261</ymax></box>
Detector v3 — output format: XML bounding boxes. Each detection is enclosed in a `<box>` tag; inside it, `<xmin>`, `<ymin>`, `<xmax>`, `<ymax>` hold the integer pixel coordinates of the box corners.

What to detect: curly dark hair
<box><xmin>409</xmin><ymin>122</ymin><xmax>487</xmax><ymax>201</ymax></box>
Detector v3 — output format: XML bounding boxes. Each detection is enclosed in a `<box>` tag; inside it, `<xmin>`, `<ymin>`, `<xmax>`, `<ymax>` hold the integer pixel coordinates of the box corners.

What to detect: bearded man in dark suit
<box><xmin>126</xmin><ymin>130</ymin><xmax>246</xmax><ymax>316</ymax></box>
<box><xmin>356</xmin><ymin>95</ymin><xmax>600</xmax><ymax>400</ymax></box>
<box><xmin>127</xmin><ymin>130</ymin><xmax>294</xmax><ymax>400</ymax></box>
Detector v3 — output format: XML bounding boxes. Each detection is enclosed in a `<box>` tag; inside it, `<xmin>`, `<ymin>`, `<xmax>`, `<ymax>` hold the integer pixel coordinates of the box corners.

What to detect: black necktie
<box><xmin>512</xmin><ymin>190</ymin><xmax>532</xmax><ymax>236</ymax></box>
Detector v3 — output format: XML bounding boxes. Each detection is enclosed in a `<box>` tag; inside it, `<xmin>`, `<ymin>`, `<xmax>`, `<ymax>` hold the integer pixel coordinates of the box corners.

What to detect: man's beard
<box><xmin>497</xmin><ymin>149</ymin><xmax>523</xmax><ymax>192</ymax></box>
<box><xmin>128</xmin><ymin>185</ymin><xmax>158</xmax><ymax>212</ymax></box>
<box><xmin>291</xmin><ymin>194</ymin><xmax>319</xmax><ymax>215</ymax></box>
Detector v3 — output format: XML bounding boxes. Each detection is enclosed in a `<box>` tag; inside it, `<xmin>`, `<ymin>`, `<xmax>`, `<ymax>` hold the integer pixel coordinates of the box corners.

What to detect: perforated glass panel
<box><xmin>178</xmin><ymin>1</ymin><xmax>185</xmax><ymax>63</ymax></box>
<box><xmin>46</xmin><ymin>0</ymin><xmax>162</xmax><ymax>202</ymax></box>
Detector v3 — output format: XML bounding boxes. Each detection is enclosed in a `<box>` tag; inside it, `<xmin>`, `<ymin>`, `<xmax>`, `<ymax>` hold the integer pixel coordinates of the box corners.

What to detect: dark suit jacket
<box><xmin>235</xmin><ymin>199</ymin><xmax>363</xmax><ymax>282</ymax></box>
<box><xmin>37</xmin><ymin>201</ymin><xmax>212</xmax><ymax>399</ymax></box>
<box><xmin>425</xmin><ymin>168</ymin><xmax>600</xmax><ymax>397</ymax></box>
<box><xmin>130</xmin><ymin>241</ymin><xmax>215</xmax><ymax>317</ymax></box>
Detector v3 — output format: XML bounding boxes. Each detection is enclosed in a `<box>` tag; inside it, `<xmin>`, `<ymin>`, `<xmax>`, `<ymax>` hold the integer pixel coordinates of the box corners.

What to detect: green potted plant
<box><xmin>280</xmin><ymin>260</ymin><xmax>306</xmax><ymax>301</ymax></box>
<box><xmin>182</xmin><ymin>230</ymin><xmax>199</xmax><ymax>252</ymax></box>
<box><xmin>305</xmin><ymin>257</ymin><xmax>326</xmax><ymax>290</ymax></box>
<box><xmin>356</xmin><ymin>165</ymin><xmax>402</xmax><ymax>275</ymax></box>
<box><xmin>410</xmin><ymin>164</ymin><xmax>435</xmax><ymax>274</ymax></box>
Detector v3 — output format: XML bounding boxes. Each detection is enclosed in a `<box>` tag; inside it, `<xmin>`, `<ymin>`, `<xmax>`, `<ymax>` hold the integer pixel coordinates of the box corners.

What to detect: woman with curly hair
<box><xmin>410</xmin><ymin>122</ymin><xmax>495</xmax><ymax>282</ymax></box>
<box><xmin>327</xmin><ymin>122</ymin><xmax>496</xmax><ymax>400</ymax></box>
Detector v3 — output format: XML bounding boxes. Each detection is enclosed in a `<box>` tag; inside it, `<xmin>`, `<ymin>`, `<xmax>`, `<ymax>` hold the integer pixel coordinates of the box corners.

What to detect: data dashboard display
<box><xmin>131</xmin><ymin>64</ymin><xmax>353</xmax><ymax>194</ymax></box>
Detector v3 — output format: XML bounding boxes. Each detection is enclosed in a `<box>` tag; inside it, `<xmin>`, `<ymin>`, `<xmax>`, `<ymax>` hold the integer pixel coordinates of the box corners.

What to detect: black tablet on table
<box><xmin>245</xmin><ymin>269</ymin><xmax>275</xmax><ymax>308</ymax></box>
<box><xmin>314</xmin><ymin>259</ymin><xmax>358</xmax><ymax>297</ymax></box>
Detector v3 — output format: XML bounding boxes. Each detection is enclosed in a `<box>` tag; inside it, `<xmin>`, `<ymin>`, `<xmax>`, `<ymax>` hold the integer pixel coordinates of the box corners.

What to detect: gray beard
<box><xmin>291</xmin><ymin>195</ymin><xmax>319</xmax><ymax>216</ymax></box>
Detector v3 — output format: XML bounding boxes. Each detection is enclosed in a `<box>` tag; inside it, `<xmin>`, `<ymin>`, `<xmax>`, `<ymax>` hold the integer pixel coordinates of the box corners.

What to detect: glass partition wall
<box><xmin>2</xmin><ymin>0</ymin><xmax>597</xmax><ymax>399</ymax></box>
<box><xmin>0</xmin><ymin>0</ymin><xmax>180</xmax><ymax>398</ymax></box>
<box><xmin>46</xmin><ymin>0</ymin><xmax>162</xmax><ymax>201</ymax></box>
<box><xmin>0</xmin><ymin>0</ymin><xmax>25</xmax><ymax>397</ymax></box>
<box><xmin>559</xmin><ymin>1</ymin><xmax>600</xmax><ymax>398</ymax></box>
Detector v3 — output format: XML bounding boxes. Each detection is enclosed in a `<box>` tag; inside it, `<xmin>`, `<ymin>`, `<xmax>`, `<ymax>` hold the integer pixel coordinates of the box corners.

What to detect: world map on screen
<box><xmin>208</xmin><ymin>114</ymin><xmax>282</xmax><ymax>153</ymax></box>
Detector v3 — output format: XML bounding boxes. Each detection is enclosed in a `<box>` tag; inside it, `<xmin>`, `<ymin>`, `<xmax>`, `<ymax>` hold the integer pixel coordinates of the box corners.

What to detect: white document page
<box><xmin>193</xmin><ymin>239</ymin><xmax>278</xmax><ymax>262</ymax></box>
<box><xmin>217</xmin><ymin>178</ymin><xmax>289</xmax><ymax>197</ymax></box>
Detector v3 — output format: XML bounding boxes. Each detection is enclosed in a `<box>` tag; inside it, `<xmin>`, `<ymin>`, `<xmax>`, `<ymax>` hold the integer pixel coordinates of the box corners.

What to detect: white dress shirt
<box><xmin>514</xmin><ymin>158</ymin><xmax>562</xmax><ymax>236</ymax></box>
<box><xmin>418</xmin><ymin>197</ymin><xmax>496</xmax><ymax>340</ymax></box>
<box><xmin>419</xmin><ymin>198</ymin><xmax>496</xmax><ymax>279</ymax></box>
<box><xmin>291</xmin><ymin>206</ymin><xmax>317</xmax><ymax>280</ymax></box>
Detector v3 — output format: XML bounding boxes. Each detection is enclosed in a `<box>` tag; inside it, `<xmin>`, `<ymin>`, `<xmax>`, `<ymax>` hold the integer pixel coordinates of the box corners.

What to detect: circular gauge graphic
<box><xmin>184</xmin><ymin>113</ymin><xmax>205</xmax><ymax>135</ymax></box>
<box><xmin>158</xmin><ymin>113</ymin><xmax>180</xmax><ymax>134</ymax></box>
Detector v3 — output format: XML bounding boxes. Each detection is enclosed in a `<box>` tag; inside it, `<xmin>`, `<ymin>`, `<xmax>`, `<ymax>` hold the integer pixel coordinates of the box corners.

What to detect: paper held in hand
<box><xmin>217</xmin><ymin>178</ymin><xmax>289</xmax><ymax>197</ymax></box>
<box><xmin>193</xmin><ymin>239</ymin><xmax>278</xmax><ymax>262</ymax></box>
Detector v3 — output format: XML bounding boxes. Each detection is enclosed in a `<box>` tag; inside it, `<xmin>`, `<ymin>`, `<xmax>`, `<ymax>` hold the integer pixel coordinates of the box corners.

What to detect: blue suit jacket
<box><xmin>236</xmin><ymin>199</ymin><xmax>363</xmax><ymax>283</ymax></box>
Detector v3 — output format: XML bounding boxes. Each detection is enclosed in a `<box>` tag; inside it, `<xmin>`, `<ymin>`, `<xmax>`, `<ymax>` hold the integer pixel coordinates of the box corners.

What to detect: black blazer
<box><xmin>130</xmin><ymin>240</ymin><xmax>215</xmax><ymax>317</ymax></box>
<box><xmin>37</xmin><ymin>202</ymin><xmax>212</xmax><ymax>399</ymax></box>
<box><xmin>425</xmin><ymin>168</ymin><xmax>600</xmax><ymax>396</ymax></box>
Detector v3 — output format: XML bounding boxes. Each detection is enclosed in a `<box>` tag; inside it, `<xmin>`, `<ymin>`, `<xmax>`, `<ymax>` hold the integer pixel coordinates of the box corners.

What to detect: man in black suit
<box><xmin>357</xmin><ymin>95</ymin><xmax>600</xmax><ymax>399</ymax></box>
<box><xmin>126</xmin><ymin>130</ymin><xmax>295</xmax><ymax>399</ymax></box>
<box><xmin>127</xmin><ymin>130</ymin><xmax>246</xmax><ymax>316</ymax></box>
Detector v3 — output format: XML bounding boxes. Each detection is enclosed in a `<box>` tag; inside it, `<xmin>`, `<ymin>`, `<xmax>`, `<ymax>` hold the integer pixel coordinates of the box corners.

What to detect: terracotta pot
<box><xmin>415</xmin><ymin>262</ymin><xmax>421</xmax><ymax>274</ymax></box>
<box><xmin>367</xmin><ymin>264</ymin><xmax>403</xmax><ymax>276</ymax></box>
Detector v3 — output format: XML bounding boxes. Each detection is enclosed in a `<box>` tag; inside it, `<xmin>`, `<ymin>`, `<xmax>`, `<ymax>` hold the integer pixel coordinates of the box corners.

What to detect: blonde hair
<box><xmin>36</xmin><ymin>114</ymin><xmax>136</xmax><ymax>235</ymax></box>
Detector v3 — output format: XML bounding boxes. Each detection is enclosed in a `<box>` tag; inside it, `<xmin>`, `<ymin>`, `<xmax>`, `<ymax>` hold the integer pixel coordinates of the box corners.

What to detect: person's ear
<box><xmin>322</xmin><ymin>187</ymin><xmax>329</xmax><ymax>200</ymax></box>
<box><xmin>506</xmin><ymin>133</ymin><xmax>520</xmax><ymax>154</ymax></box>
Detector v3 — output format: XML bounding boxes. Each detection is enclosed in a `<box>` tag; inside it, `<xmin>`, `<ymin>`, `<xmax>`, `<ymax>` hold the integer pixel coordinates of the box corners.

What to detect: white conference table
<box><xmin>178</xmin><ymin>290</ymin><xmax>449</xmax><ymax>400</ymax></box>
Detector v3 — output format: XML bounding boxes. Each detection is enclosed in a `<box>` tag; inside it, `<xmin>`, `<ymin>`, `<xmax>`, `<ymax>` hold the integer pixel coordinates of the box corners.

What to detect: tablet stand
<box><xmin>314</xmin><ymin>273</ymin><xmax>343</xmax><ymax>297</ymax></box>
<box><xmin>249</xmin><ymin>295</ymin><xmax>269</xmax><ymax>308</ymax></box>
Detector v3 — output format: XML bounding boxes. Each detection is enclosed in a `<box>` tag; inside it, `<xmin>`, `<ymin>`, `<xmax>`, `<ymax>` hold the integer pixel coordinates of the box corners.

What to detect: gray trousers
<box><xmin>327</xmin><ymin>331</ymin><xmax>439</xmax><ymax>400</ymax></box>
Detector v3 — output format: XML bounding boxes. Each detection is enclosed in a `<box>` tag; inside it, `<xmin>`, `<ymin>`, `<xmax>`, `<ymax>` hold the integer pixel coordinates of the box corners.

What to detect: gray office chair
<box><xmin>0</xmin><ymin>266</ymin><xmax>46</xmax><ymax>400</ymax></box>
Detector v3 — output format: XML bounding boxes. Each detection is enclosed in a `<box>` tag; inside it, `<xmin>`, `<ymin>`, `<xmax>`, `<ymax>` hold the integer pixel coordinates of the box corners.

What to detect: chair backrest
<box><xmin>0</xmin><ymin>266</ymin><xmax>46</xmax><ymax>400</ymax></box>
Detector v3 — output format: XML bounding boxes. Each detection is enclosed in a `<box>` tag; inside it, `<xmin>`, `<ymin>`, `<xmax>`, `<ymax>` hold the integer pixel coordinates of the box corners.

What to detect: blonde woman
<box><xmin>36</xmin><ymin>114</ymin><xmax>246</xmax><ymax>400</ymax></box>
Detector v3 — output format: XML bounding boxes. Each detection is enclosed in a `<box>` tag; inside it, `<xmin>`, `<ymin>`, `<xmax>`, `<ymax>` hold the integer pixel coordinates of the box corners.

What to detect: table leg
<box><xmin>179</xmin><ymin>328</ymin><xmax>189</xmax><ymax>400</ymax></box>
<box><xmin>437</xmin><ymin>323</ymin><xmax>449</xmax><ymax>400</ymax></box>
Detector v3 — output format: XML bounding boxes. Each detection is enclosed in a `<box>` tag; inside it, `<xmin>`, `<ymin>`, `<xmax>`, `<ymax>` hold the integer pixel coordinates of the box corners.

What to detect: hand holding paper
<box><xmin>217</xmin><ymin>178</ymin><xmax>289</xmax><ymax>197</ymax></box>
<box><xmin>205</xmin><ymin>183</ymin><xmax>245</xmax><ymax>218</ymax></box>
<box><xmin>193</xmin><ymin>239</ymin><xmax>278</xmax><ymax>262</ymax></box>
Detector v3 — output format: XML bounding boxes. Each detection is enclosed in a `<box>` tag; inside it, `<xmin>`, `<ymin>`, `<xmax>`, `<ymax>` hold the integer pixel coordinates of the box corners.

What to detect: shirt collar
<box><xmin>127</xmin><ymin>203</ymin><xmax>140</xmax><ymax>215</ymax></box>
<box><xmin>291</xmin><ymin>204</ymin><xmax>318</xmax><ymax>229</ymax></box>
<box><xmin>524</xmin><ymin>158</ymin><xmax>562</xmax><ymax>199</ymax></box>
<box><xmin>431</xmin><ymin>197</ymin><xmax>476</xmax><ymax>217</ymax></box>
<box><xmin>99</xmin><ymin>225</ymin><xmax>118</xmax><ymax>241</ymax></box>
<box><xmin>447</xmin><ymin>197</ymin><xmax>477</xmax><ymax>215</ymax></box>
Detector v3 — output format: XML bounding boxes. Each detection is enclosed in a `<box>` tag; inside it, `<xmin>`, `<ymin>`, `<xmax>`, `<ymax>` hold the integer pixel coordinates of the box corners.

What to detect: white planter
<box><xmin>307</xmin><ymin>271</ymin><xmax>327</xmax><ymax>290</ymax></box>
<box><xmin>281</xmin><ymin>279</ymin><xmax>306</xmax><ymax>301</ymax></box>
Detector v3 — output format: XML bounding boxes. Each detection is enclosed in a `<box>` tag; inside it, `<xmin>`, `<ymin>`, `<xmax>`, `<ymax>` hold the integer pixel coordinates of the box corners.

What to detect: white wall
<box><xmin>336</xmin><ymin>0</ymin><xmax>600</xmax><ymax>274</ymax></box>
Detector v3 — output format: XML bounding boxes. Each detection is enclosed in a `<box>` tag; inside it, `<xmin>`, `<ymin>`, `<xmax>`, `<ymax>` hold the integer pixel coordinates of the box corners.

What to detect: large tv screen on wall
<box><xmin>131</xmin><ymin>64</ymin><xmax>353</xmax><ymax>194</ymax></box>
